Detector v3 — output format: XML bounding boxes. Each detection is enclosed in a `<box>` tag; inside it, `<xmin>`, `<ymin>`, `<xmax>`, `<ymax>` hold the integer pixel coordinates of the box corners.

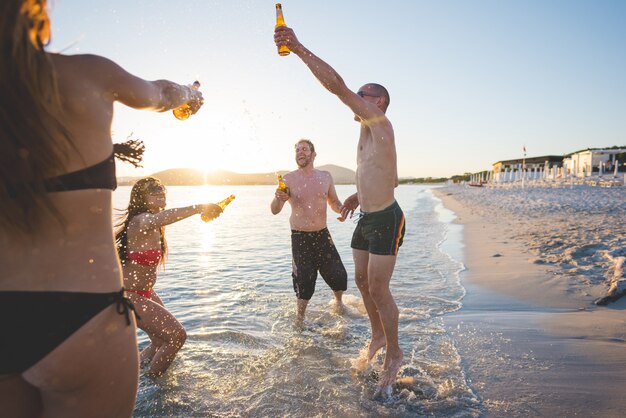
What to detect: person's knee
<box><xmin>369</xmin><ymin>283</ymin><xmax>391</xmax><ymax>304</ymax></box>
<box><xmin>299</xmin><ymin>288</ymin><xmax>314</xmax><ymax>300</ymax></box>
<box><xmin>175</xmin><ymin>327</ymin><xmax>187</xmax><ymax>348</ymax></box>
<box><xmin>355</xmin><ymin>274</ymin><xmax>369</xmax><ymax>291</ymax></box>
<box><xmin>334</xmin><ymin>282</ymin><xmax>347</xmax><ymax>292</ymax></box>
<box><xmin>328</xmin><ymin>273</ymin><xmax>347</xmax><ymax>292</ymax></box>
<box><xmin>294</xmin><ymin>279</ymin><xmax>315</xmax><ymax>300</ymax></box>
<box><xmin>166</xmin><ymin>326</ymin><xmax>186</xmax><ymax>349</ymax></box>
<box><xmin>337</xmin><ymin>271</ymin><xmax>348</xmax><ymax>291</ymax></box>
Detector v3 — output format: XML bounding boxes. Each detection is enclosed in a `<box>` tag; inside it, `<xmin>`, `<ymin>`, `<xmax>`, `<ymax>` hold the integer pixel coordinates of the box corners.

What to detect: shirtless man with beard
<box><xmin>271</xmin><ymin>139</ymin><xmax>347</xmax><ymax>323</ymax></box>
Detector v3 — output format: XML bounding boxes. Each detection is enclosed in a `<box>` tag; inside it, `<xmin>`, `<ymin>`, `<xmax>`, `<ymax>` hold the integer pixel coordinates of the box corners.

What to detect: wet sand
<box><xmin>434</xmin><ymin>185</ymin><xmax>626</xmax><ymax>417</ymax></box>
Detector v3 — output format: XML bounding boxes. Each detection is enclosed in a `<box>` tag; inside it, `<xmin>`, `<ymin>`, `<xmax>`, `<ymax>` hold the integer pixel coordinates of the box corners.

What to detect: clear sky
<box><xmin>48</xmin><ymin>0</ymin><xmax>626</xmax><ymax>178</ymax></box>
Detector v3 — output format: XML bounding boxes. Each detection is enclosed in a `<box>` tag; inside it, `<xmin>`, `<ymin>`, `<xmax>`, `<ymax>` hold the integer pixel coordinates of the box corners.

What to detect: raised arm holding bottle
<box><xmin>274</xmin><ymin>24</ymin><xmax>406</xmax><ymax>393</ymax></box>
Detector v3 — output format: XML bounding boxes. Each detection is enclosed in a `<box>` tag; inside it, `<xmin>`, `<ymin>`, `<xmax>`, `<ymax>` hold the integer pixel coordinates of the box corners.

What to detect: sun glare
<box><xmin>199</xmin><ymin>223</ymin><xmax>216</xmax><ymax>253</ymax></box>
<box><xmin>181</xmin><ymin>124</ymin><xmax>276</xmax><ymax>175</ymax></box>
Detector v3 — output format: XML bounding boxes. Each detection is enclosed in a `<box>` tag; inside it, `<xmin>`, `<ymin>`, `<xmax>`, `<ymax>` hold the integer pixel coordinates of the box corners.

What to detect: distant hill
<box><xmin>316</xmin><ymin>164</ymin><xmax>357</xmax><ymax>184</ymax></box>
<box><xmin>118</xmin><ymin>165</ymin><xmax>356</xmax><ymax>186</ymax></box>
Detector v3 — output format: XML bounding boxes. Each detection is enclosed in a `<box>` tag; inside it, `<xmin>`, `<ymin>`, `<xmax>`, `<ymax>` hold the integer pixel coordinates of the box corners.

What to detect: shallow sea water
<box><xmin>113</xmin><ymin>184</ymin><xmax>480</xmax><ymax>417</ymax></box>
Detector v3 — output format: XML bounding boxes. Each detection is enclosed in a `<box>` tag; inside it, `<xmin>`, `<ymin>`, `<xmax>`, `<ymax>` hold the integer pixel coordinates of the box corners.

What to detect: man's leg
<box><xmin>291</xmin><ymin>232</ymin><xmax>315</xmax><ymax>324</ymax></box>
<box><xmin>318</xmin><ymin>236</ymin><xmax>347</xmax><ymax>313</ymax></box>
<box><xmin>331</xmin><ymin>290</ymin><xmax>344</xmax><ymax>314</ymax></box>
<box><xmin>368</xmin><ymin>253</ymin><xmax>402</xmax><ymax>388</ymax></box>
<box><xmin>296</xmin><ymin>298</ymin><xmax>309</xmax><ymax>323</ymax></box>
<box><xmin>353</xmin><ymin>249</ymin><xmax>386</xmax><ymax>361</ymax></box>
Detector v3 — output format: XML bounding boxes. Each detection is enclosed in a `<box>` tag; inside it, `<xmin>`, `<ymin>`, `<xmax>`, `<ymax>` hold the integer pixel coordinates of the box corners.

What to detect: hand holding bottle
<box><xmin>277</xmin><ymin>174</ymin><xmax>287</xmax><ymax>192</ymax></box>
<box><xmin>173</xmin><ymin>81</ymin><xmax>203</xmax><ymax>120</ymax></box>
<box><xmin>274</xmin><ymin>189</ymin><xmax>289</xmax><ymax>203</ymax></box>
<box><xmin>274</xmin><ymin>174</ymin><xmax>289</xmax><ymax>201</ymax></box>
<box><xmin>199</xmin><ymin>203</ymin><xmax>222</xmax><ymax>222</ymax></box>
<box><xmin>274</xmin><ymin>24</ymin><xmax>301</xmax><ymax>55</ymax></box>
<box><xmin>200</xmin><ymin>195</ymin><xmax>235</xmax><ymax>222</ymax></box>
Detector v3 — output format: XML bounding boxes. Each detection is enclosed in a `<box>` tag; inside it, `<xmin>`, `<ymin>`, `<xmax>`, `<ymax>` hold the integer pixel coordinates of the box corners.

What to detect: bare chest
<box><xmin>289</xmin><ymin>178</ymin><xmax>329</xmax><ymax>205</ymax></box>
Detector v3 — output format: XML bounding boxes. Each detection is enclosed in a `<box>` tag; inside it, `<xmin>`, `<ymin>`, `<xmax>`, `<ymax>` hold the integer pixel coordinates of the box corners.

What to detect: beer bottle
<box><xmin>277</xmin><ymin>174</ymin><xmax>287</xmax><ymax>192</ymax></box>
<box><xmin>216</xmin><ymin>194</ymin><xmax>236</xmax><ymax>210</ymax></box>
<box><xmin>201</xmin><ymin>195</ymin><xmax>235</xmax><ymax>222</ymax></box>
<box><xmin>275</xmin><ymin>3</ymin><xmax>290</xmax><ymax>56</ymax></box>
<box><xmin>173</xmin><ymin>80</ymin><xmax>201</xmax><ymax>120</ymax></box>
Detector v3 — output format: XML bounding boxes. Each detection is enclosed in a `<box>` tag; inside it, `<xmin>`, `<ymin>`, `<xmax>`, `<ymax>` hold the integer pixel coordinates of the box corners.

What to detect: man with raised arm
<box><xmin>274</xmin><ymin>27</ymin><xmax>406</xmax><ymax>390</ymax></box>
<box><xmin>271</xmin><ymin>139</ymin><xmax>348</xmax><ymax>324</ymax></box>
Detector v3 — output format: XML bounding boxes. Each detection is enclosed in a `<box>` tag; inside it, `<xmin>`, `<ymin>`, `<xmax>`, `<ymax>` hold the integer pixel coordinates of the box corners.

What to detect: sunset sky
<box><xmin>48</xmin><ymin>0</ymin><xmax>626</xmax><ymax>178</ymax></box>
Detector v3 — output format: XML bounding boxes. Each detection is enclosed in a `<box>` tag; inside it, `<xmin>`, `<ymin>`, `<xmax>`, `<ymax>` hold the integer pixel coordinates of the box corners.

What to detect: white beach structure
<box><xmin>492</xmin><ymin>155</ymin><xmax>563</xmax><ymax>184</ymax></box>
<box><xmin>562</xmin><ymin>148</ymin><xmax>626</xmax><ymax>178</ymax></box>
<box><xmin>482</xmin><ymin>147</ymin><xmax>625</xmax><ymax>188</ymax></box>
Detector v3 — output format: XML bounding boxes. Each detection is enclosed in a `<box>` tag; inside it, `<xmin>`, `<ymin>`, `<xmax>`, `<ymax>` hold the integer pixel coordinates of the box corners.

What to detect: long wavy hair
<box><xmin>114</xmin><ymin>177</ymin><xmax>168</xmax><ymax>266</ymax></box>
<box><xmin>0</xmin><ymin>0</ymin><xmax>75</xmax><ymax>235</ymax></box>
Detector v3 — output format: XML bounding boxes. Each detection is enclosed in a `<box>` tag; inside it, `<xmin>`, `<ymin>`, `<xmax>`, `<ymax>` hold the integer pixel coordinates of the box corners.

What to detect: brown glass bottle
<box><xmin>275</xmin><ymin>4</ymin><xmax>290</xmax><ymax>56</ymax></box>
<box><xmin>173</xmin><ymin>80</ymin><xmax>201</xmax><ymax>120</ymax></box>
<box><xmin>201</xmin><ymin>195</ymin><xmax>235</xmax><ymax>222</ymax></box>
<box><xmin>277</xmin><ymin>174</ymin><xmax>287</xmax><ymax>192</ymax></box>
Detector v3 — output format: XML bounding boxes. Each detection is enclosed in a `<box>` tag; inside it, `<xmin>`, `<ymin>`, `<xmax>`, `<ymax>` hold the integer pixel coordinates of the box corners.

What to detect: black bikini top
<box><xmin>44</xmin><ymin>153</ymin><xmax>117</xmax><ymax>192</ymax></box>
<box><xmin>7</xmin><ymin>153</ymin><xmax>117</xmax><ymax>198</ymax></box>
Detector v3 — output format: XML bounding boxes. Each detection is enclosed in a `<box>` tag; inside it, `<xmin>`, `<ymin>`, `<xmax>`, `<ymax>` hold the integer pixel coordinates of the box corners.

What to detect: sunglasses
<box><xmin>357</xmin><ymin>91</ymin><xmax>379</xmax><ymax>98</ymax></box>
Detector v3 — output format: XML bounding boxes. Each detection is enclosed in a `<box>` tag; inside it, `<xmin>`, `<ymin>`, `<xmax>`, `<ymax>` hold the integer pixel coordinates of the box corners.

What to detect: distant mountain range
<box><xmin>118</xmin><ymin>164</ymin><xmax>356</xmax><ymax>186</ymax></box>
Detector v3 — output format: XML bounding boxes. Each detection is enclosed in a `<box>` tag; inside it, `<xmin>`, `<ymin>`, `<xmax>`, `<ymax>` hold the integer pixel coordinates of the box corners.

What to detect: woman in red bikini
<box><xmin>0</xmin><ymin>1</ymin><xmax>203</xmax><ymax>416</ymax></box>
<box><xmin>115</xmin><ymin>177</ymin><xmax>222</xmax><ymax>376</ymax></box>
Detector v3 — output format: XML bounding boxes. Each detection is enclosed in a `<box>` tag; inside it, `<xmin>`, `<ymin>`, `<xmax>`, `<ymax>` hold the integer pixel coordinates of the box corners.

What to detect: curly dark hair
<box><xmin>114</xmin><ymin>177</ymin><xmax>168</xmax><ymax>266</ymax></box>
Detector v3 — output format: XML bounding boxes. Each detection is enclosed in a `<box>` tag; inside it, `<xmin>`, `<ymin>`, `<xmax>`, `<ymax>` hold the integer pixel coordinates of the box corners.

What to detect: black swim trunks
<box><xmin>351</xmin><ymin>200</ymin><xmax>405</xmax><ymax>256</ymax></box>
<box><xmin>291</xmin><ymin>227</ymin><xmax>347</xmax><ymax>301</ymax></box>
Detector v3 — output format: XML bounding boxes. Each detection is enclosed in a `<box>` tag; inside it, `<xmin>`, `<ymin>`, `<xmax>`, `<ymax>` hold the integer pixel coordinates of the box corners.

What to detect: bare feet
<box><xmin>367</xmin><ymin>336</ymin><xmax>386</xmax><ymax>362</ymax></box>
<box><xmin>373</xmin><ymin>384</ymin><xmax>393</xmax><ymax>400</ymax></box>
<box><xmin>294</xmin><ymin>316</ymin><xmax>305</xmax><ymax>330</ymax></box>
<box><xmin>332</xmin><ymin>299</ymin><xmax>345</xmax><ymax>315</ymax></box>
<box><xmin>378</xmin><ymin>350</ymin><xmax>404</xmax><ymax>388</ymax></box>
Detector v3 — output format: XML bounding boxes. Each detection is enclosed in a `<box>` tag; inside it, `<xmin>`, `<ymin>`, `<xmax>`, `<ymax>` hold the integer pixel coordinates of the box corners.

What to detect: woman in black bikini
<box><xmin>115</xmin><ymin>177</ymin><xmax>222</xmax><ymax>376</ymax></box>
<box><xmin>0</xmin><ymin>1</ymin><xmax>203</xmax><ymax>416</ymax></box>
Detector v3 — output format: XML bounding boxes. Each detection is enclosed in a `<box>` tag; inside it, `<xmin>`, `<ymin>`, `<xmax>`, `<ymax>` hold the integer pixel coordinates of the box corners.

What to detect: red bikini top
<box><xmin>127</xmin><ymin>249</ymin><xmax>162</xmax><ymax>266</ymax></box>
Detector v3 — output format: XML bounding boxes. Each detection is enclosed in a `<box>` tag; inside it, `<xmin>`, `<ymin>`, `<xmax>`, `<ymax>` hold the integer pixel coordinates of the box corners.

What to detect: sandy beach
<box><xmin>434</xmin><ymin>185</ymin><xmax>626</xmax><ymax>417</ymax></box>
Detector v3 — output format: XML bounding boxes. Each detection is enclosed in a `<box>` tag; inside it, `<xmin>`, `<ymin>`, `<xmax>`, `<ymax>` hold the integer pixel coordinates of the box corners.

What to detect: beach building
<box><xmin>562</xmin><ymin>148</ymin><xmax>626</xmax><ymax>177</ymax></box>
<box><xmin>492</xmin><ymin>155</ymin><xmax>563</xmax><ymax>183</ymax></box>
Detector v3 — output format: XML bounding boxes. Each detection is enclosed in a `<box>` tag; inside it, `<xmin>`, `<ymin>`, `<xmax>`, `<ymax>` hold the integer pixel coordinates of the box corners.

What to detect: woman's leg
<box><xmin>139</xmin><ymin>292</ymin><xmax>166</xmax><ymax>364</ymax></box>
<box><xmin>22</xmin><ymin>304</ymin><xmax>139</xmax><ymax>418</ymax></box>
<box><xmin>129</xmin><ymin>293</ymin><xmax>187</xmax><ymax>377</ymax></box>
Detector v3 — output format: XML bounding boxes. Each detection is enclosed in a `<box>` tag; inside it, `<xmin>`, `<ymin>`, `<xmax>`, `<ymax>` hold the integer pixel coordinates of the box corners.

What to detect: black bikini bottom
<box><xmin>0</xmin><ymin>289</ymin><xmax>137</xmax><ymax>374</ymax></box>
